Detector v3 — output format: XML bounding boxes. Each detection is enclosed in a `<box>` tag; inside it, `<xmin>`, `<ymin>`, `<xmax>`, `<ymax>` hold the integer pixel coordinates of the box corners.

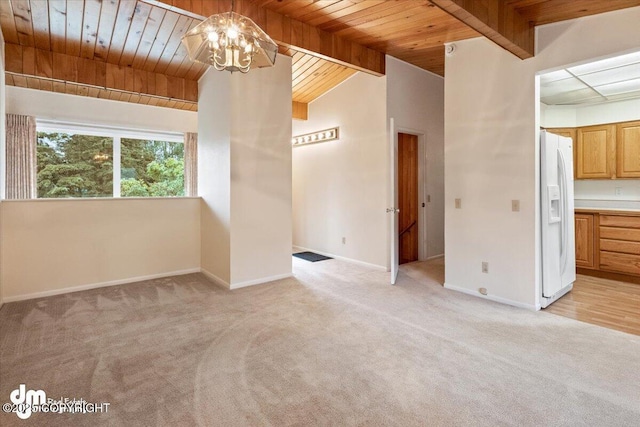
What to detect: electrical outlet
<box><xmin>512</xmin><ymin>200</ymin><xmax>520</xmax><ymax>212</ymax></box>
<box><xmin>342</xmin><ymin>237</ymin><xmax>346</xmax><ymax>244</ymax></box>
<box><xmin>482</xmin><ymin>262</ymin><xmax>488</xmax><ymax>273</ymax></box>
<box><xmin>427</xmin><ymin>195</ymin><xmax>431</xmax><ymax>203</ymax></box>
<box><xmin>455</xmin><ymin>198</ymin><xmax>462</xmax><ymax>209</ymax></box>
<box><xmin>615</xmin><ymin>187</ymin><xmax>622</xmax><ymax>196</ymax></box>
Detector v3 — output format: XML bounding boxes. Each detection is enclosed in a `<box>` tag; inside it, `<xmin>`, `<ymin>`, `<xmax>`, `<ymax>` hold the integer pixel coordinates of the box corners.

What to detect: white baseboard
<box><xmin>230</xmin><ymin>273</ymin><xmax>293</xmax><ymax>289</ymax></box>
<box><xmin>199</xmin><ymin>268</ymin><xmax>230</xmax><ymax>289</ymax></box>
<box><xmin>426</xmin><ymin>253</ymin><xmax>444</xmax><ymax>261</ymax></box>
<box><xmin>2</xmin><ymin>268</ymin><xmax>202</xmax><ymax>303</ymax></box>
<box><xmin>444</xmin><ymin>282</ymin><xmax>538</xmax><ymax>311</ymax></box>
<box><xmin>200</xmin><ymin>268</ymin><xmax>292</xmax><ymax>290</ymax></box>
<box><xmin>293</xmin><ymin>245</ymin><xmax>386</xmax><ymax>271</ymax></box>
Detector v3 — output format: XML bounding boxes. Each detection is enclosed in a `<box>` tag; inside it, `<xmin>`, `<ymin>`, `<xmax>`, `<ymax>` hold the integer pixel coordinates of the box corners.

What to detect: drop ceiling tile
<box><xmin>540</xmin><ymin>69</ymin><xmax>572</xmax><ymax>84</ymax></box>
<box><xmin>541</xmin><ymin>87</ymin><xmax>604</xmax><ymax>105</ymax></box>
<box><xmin>604</xmin><ymin>90</ymin><xmax>640</xmax><ymax>102</ymax></box>
<box><xmin>568</xmin><ymin>51</ymin><xmax>640</xmax><ymax>76</ymax></box>
<box><xmin>578</xmin><ymin>63</ymin><xmax>640</xmax><ymax>87</ymax></box>
<box><xmin>540</xmin><ymin>76</ymin><xmax>589</xmax><ymax>98</ymax></box>
<box><xmin>594</xmin><ymin>77</ymin><xmax>640</xmax><ymax>96</ymax></box>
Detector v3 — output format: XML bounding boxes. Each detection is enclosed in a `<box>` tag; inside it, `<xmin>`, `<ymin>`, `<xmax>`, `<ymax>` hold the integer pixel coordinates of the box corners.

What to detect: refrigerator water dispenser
<box><xmin>547</xmin><ymin>185</ymin><xmax>561</xmax><ymax>223</ymax></box>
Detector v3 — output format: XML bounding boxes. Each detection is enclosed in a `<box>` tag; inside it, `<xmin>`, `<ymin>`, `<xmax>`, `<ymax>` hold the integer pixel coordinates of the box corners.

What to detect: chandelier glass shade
<box><xmin>181</xmin><ymin>12</ymin><xmax>278</xmax><ymax>73</ymax></box>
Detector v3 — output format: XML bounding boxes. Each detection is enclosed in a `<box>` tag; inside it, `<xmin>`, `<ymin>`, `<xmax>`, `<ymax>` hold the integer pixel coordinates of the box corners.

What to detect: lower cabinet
<box><xmin>575</xmin><ymin>210</ymin><xmax>640</xmax><ymax>281</ymax></box>
<box><xmin>574</xmin><ymin>213</ymin><xmax>595</xmax><ymax>269</ymax></box>
<box><xmin>599</xmin><ymin>214</ymin><xmax>640</xmax><ymax>276</ymax></box>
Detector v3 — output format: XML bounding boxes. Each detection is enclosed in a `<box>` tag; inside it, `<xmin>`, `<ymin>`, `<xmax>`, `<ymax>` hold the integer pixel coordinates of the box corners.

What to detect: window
<box><xmin>37</xmin><ymin>132</ymin><xmax>114</xmax><ymax>198</ymax></box>
<box><xmin>121</xmin><ymin>139</ymin><xmax>184</xmax><ymax>197</ymax></box>
<box><xmin>36</xmin><ymin>122</ymin><xmax>185</xmax><ymax>199</ymax></box>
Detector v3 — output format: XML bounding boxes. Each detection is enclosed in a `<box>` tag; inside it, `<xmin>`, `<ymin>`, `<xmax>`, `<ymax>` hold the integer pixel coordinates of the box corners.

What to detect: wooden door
<box><xmin>398</xmin><ymin>133</ymin><xmax>418</xmax><ymax>264</ymax></box>
<box><xmin>575</xmin><ymin>213</ymin><xmax>595</xmax><ymax>269</ymax></box>
<box><xmin>576</xmin><ymin>124</ymin><xmax>615</xmax><ymax>179</ymax></box>
<box><xmin>616</xmin><ymin>120</ymin><xmax>640</xmax><ymax>178</ymax></box>
<box><xmin>546</xmin><ymin>128</ymin><xmax>577</xmax><ymax>178</ymax></box>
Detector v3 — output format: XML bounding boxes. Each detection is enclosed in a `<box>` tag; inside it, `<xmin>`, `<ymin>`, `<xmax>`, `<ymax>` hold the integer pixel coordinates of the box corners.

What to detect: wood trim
<box><xmin>430</xmin><ymin>0</ymin><xmax>534</xmax><ymax>59</ymax></box>
<box><xmin>140</xmin><ymin>0</ymin><xmax>385</xmax><ymax>76</ymax></box>
<box><xmin>4</xmin><ymin>43</ymin><xmax>198</xmax><ymax>103</ymax></box>
<box><xmin>5</xmin><ymin>72</ymin><xmax>197</xmax><ymax>112</ymax></box>
<box><xmin>292</xmin><ymin>101</ymin><xmax>308</xmax><ymax>121</ymax></box>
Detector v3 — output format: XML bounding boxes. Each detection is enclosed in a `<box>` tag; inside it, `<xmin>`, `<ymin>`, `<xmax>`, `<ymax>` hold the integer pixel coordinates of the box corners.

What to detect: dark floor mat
<box><xmin>293</xmin><ymin>251</ymin><xmax>333</xmax><ymax>262</ymax></box>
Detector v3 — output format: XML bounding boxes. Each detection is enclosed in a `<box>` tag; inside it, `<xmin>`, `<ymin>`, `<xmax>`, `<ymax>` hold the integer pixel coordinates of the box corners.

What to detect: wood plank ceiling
<box><xmin>0</xmin><ymin>0</ymin><xmax>203</xmax><ymax>110</ymax></box>
<box><xmin>1</xmin><ymin>0</ymin><xmax>640</xmax><ymax>115</ymax></box>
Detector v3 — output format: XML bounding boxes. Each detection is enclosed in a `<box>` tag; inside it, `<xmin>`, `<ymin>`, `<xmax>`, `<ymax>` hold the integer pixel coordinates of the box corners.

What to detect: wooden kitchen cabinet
<box><xmin>576</xmin><ymin>124</ymin><xmax>616</xmax><ymax>179</ymax></box>
<box><xmin>616</xmin><ymin>120</ymin><xmax>640</xmax><ymax>178</ymax></box>
<box><xmin>575</xmin><ymin>213</ymin><xmax>595</xmax><ymax>269</ymax></box>
<box><xmin>575</xmin><ymin>209</ymin><xmax>640</xmax><ymax>284</ymax></box>
<box><xmin>546</xmin><ymin>128</ymin><xmax>578</xmax><ymax>178</ymax></box>
<box><xmin>599</xmin><ymin>214</ymin><xmax>640</xmax><ymax>276</ymax></box>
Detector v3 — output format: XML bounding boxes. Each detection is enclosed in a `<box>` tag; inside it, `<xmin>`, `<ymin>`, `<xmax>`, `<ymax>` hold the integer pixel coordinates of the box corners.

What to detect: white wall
<box><xmin>292</xmin><ymin>72</ymin><xmax>388</xmax><ymax>268</ymax></box>
<box><xmin>5</xmin><ymin>86</ymin><xmax>197</xmax><ymax>133</ymax></box>
<box><xmin>444</xmin><ymin>7</ymin><xmax>640</xmax><ymax>309</ymax></box>
<box><xmin>387</xmin><ymin>56</ymin><xmax>445</xmax><ymax>259</ymax></box>
<box><xmin>540</xmin><ymin>104</ymin><xmax>577</xmax><ymax>128</ymax></box>
<box><xmin>199</xmin><ymin>55</ymin><xmax>293</xmax><ymax>288</ymax></box>
<box><xmin>542</xmin><ymin>98</ymin><xmax>640</xmax><ymax>128</ymax></box>
<box><xmin>1</xmin><ymin>82</ymin><xmax>201</xmax><ymax>303</ymax></box>
<box><xmin>198</xmin><ymin>70</ymin><xmax>232</xmax><ymax>283</ymax></box>
<box><xmin>543</xmin><ymin>98</ymin><xmax>640</xmax><ymax>205</ymax></box>
<box><xmin>1</xmin><ymin>198</ymin><xmax>201</xmax><ymax>301</ymax></box>
<box><xmin>229</xmin><ymin>59</ymin><xmax>293</xmax><ymax>285</ymax></box>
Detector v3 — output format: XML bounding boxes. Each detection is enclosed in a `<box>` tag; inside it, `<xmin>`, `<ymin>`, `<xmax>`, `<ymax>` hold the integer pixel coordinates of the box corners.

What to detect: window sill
<box><xmin>1</xmin><ymin>196</ymin><xmax>202</xmax><ymax>203</ymax></box>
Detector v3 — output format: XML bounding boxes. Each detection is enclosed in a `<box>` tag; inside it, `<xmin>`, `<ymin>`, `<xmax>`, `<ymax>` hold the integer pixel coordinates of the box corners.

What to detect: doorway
<box><xmin>398</xmin><ymin>132</ymin><xmax>419</xmax><ymax>264</ymax></box>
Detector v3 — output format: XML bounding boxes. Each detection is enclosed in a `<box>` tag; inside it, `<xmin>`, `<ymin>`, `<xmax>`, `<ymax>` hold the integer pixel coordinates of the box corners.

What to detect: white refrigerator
<box><xmin>540</xmin><ymin>130</ymin><xmax>576</xmax><ymax>308</ymax></box>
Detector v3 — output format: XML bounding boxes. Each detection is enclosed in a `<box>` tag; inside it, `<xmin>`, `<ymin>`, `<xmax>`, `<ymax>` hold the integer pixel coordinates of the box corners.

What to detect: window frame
<box><xmin>36</xmin><ymin>120</ymin><xmax>185</xmax><ymax>199</ymax></box>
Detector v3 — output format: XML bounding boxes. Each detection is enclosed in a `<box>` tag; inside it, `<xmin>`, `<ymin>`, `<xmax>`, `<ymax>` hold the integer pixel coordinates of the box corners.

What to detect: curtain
<box><xmin>184</xmin><ymin>132</ymin><xmax>198</xmax><ymax>197</ymax></box>
<box><xmin>6</xmin><ymin>114</ymin><xmax>37</xmax><ymax>199</ymax></box>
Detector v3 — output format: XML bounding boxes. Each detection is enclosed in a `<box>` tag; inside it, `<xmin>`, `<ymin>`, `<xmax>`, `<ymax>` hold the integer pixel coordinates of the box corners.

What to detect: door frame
<box><xmin>394</xmin><ymin>127</ymin><xmax>428</xmax><ymax>262</ymax></box>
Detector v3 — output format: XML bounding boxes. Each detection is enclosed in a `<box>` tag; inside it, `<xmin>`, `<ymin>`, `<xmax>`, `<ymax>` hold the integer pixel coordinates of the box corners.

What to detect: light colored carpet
<box><xmin>1</xmin><ymin>256</ymin><xmax>639</xmax><ymax>426</ymax></box>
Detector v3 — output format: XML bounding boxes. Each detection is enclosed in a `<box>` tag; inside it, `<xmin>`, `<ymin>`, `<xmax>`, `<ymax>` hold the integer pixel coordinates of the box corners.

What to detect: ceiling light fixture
<box><xmin>181</xmin><ymin>0</ymin><xmax>278</xmax><ymax>74</ymax></box>
<box><xmin>292</xmin><ymin>127</ymin><xmax>340</xmax><ymax>146</ymax></box>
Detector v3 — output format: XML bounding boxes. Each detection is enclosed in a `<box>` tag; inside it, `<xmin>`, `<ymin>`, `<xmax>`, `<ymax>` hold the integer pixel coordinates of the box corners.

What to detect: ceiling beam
<box><xmin>4</xmin><ymin>43</ymin><xmax>199</xmax><ymax>103</ymax></box>
<box><xmin>292</xmin><ymin>101</ymin><xmax>308</xmax><ymax>121</ymax></box>
<box><xmin>140</xmin><ymin>0</ymin><xmax>385</xmax><ymax>76</ymax></box>
<box><xmin>430</xmin><ymin>0</ymin><xmax>534</xmax><ymax>59</ymax></box>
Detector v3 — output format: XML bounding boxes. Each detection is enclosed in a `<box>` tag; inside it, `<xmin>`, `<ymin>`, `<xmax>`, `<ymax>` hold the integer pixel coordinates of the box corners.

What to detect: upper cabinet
<box><xmin>616</xmin><ymin>121</ymin><xmax>640</xmax><ymax>178</ymax></box>
<box><xmin>576</xmin><ymin>124</ymin><xmax>616</xmax><ymax>179</ymax></box>
<box><xmin>546</xmin><ymin>128</ymin><xmax>577</xmax><ymax>178</ymax></box>
<box><xmin>546</xmin><ymin>120</ymin><xmax>640</xmax><ymax>180</ymax></box>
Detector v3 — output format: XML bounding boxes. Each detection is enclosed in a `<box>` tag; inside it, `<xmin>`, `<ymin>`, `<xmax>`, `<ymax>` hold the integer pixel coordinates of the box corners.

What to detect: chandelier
<box><xmin>181</xmin><ymin>1</ymin><xmax>278</xmax><ymax>73</ymax></box>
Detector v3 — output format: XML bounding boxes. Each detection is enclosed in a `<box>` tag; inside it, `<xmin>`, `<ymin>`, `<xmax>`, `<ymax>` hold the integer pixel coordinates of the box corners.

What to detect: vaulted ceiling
<box><xmin>1</xmin><ymin>0</ymin><xmax>639</xmax><ymax>118</ymax></box>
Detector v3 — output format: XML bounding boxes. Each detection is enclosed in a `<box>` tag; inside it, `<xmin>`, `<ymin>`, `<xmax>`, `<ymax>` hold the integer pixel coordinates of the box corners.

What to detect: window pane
<box><xmin>37</xmin><ymin>132</ymin><xmax>114</xmax><ymax>198</ymax></box>
<box><xmin>121</xmin><ymin>139</ymin><xmax>185</xmax><ymax>197</ymax></box>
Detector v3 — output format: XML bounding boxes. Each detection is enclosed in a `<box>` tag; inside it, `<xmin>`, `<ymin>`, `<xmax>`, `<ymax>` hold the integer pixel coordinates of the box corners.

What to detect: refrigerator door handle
<box><xmin>558</xmin><ymin>149</ymin><xmax>569</xmax><ymax>274</ymax></box>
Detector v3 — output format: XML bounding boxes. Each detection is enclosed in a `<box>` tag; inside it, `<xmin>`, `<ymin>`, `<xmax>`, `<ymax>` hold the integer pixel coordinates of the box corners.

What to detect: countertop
<box><xmin>576</xmin><ymin>208</ymin><xmax>640</xmax><ymax>215</ymax></box>
<box><xmin>574</xmin><ymin>198</ymin><xmax>640</xmax><ymax>211</ymax></box>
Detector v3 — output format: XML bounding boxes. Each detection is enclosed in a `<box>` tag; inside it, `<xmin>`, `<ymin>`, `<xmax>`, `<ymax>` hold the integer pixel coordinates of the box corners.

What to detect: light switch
<box><xmin>455</xmin><ymin>198</ymin><xmax>461</xmax><ymax>209</ymax></box>
<box><xmin>512</xmin><ymin>200</ymin><xmax>520</xmax><ymax>212</ymax></box>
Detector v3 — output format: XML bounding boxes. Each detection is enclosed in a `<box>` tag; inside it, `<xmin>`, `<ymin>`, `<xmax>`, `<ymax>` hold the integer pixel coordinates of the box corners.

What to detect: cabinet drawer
<box><xmin>600</xmin><ymin>239</ymin><xmax>640</xmax><ymax>255</ymax></box>
<box><xmin>600</xmin><ymin>215</ymin><xmax>640</xmax><ymax>228</ymax></box>
<box><xmin>599</xmin><ymin>226</ymin><xmax>640</xmax><ymax>242</ymax></box>
<box><xmin>600</xmin><ymin>251</ymin><xmax>640</xmax><ymax>275</ymax></box>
